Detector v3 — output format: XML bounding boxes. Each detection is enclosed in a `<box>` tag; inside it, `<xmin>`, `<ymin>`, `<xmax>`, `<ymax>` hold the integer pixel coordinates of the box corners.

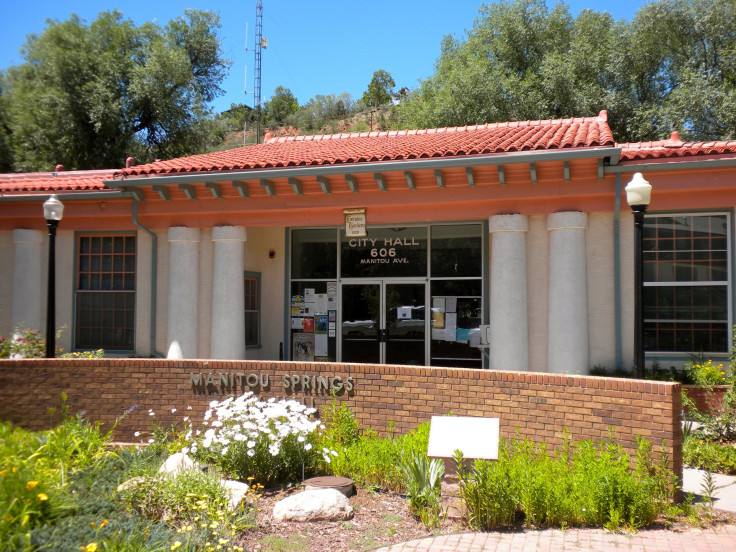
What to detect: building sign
<box><xmin>344</xmin><ymin>208</ymin><xmax>367</xmax><ymax>237</ymax></box>
<box><xmin>341</xmin><ymin>227</ymin><xmax>427</xmax><ymax>278</ymax></box>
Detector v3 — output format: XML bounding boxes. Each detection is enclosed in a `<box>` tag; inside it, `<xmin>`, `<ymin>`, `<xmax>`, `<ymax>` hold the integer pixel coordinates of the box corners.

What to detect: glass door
<box><xmin>340</xmin><ymin>280</ymin><xmax>426</xmax><ymax>365</ymax></box>
<box><xmin>341</xmin><ymin>282</ymin><xmax>381</xmax><ymax>363</ymax></box>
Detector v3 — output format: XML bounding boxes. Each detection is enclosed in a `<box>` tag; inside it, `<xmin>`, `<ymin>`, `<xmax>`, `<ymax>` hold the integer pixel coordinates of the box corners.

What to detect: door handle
<box><xmin>377</xmin><ymin>329</ymin><xmax>389</xmax><ymax>342</ymax></box>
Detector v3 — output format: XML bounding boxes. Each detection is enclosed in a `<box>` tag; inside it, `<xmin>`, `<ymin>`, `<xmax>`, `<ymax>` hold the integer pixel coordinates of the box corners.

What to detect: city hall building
<box><xmin>2</xmin><ymin>111</ymin><xmax>736</xmax><ymax>374</ymax></box>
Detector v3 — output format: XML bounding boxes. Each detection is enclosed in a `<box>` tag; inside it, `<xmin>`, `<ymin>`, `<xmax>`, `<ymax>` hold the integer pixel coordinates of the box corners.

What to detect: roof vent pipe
<box><xmin>55</xmin><ymin>164</ymin><xmax>65</xmax><ymax>172</ymax></box>
<box><xmin>125</xmin><ymin>157</ymin><xmax>135</xmax><ymax>168</ymax></box>
<box><xmin>669</xmin><ymin>131</ymin><xmax>681</xmax><ymax>143</ymax></box>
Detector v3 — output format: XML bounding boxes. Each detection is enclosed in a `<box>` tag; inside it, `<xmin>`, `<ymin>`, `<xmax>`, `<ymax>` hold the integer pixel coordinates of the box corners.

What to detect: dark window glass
<box><xmin>341</xmin><ymin>227</ymin><xmax>427</xmax><ymax>278</ymax></box>
<box><xmin>643</xmin><ymin>214</ymin><xmax>729</xmax><ymax>353</ymax></box>
<box><xmin>244</xmin><ymin>274</ymin><xmax>260</xmax><ymax>348</ymax></box>
<box><xmin>75</xmin><ymin>234</ymin><xmax>135</xmax><ymax>350</ymax></box>
<box><xmin>431</xmin><ymin>224</ymin><xmax>482</xmax><ymax>277</ymax></box>
<box><xmin>291</xmin><ymin>229</ymin><xmax>337</xmax><ymax>279</ymax></box>
<box><xmin>430</xmin><ymin>279</ymin><xmax>482</xmax><ymax>368</ymax></box>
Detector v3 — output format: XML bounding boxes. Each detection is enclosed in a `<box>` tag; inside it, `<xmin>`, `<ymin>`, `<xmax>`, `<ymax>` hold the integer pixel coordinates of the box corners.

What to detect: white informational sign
<box><xmin>445</xmin><ymin>296</ymin><xmax>457</xmax><ymax>313</ymax></box>
<box><xmin>397</xmin><ymin>306</ymin><xmax>412</xmax><ymax>320</ymax></box>
<box><xmin>444</xmin><ymin>312</ymin><xmax>457</xmax><ymax>341</ymax></box>
<box><xmin>427</xmin><ymin>416</ymin><xmax>499</xmax><ymax>460</ymax></box>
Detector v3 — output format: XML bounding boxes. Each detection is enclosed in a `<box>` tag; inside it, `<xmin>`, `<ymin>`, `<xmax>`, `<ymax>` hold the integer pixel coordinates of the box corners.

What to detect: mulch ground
<box><xmin>233</xmin><ymin>486</ymin><xmax>464</xmax><ymax>552</ymax></box>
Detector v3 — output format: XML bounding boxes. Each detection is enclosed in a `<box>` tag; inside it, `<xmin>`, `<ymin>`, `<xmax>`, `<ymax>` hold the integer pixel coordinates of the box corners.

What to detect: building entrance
<box><xmin>340</xmin><ymin>280</ymin><xmax>426</xmax><ymax>365</ymax></box>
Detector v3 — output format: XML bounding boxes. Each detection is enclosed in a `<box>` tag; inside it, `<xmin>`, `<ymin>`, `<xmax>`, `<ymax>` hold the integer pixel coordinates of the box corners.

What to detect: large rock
<box><xmin>272</xmin><ymin>489</ymin><xmax>353</xmax><ymax>522</ymax></box>
<box><xmin>222</xmin><ymin>479</ymin><xmax>250</xmax><ymax>511</ymax></box>
<box><xmin>158</xmin><ymin>452</ymin><xmax>197</xmax><ymax>475</ymax></box>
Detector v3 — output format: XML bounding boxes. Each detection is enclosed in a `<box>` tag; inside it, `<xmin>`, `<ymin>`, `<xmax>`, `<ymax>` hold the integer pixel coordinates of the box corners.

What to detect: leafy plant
<box><xmin>685</xmin><ymin>359</ymin><xmax>728</xmax><ymax>386</ymax></box>
<box><xmin>398</xmin><ymin>451</ymin><xmax>444</xmax><ymax>528</ymax></box>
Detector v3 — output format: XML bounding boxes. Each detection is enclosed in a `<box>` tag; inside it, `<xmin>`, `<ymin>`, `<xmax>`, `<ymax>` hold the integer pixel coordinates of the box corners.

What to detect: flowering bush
<box><xmin>183</xmin><ymin>393</ymin><xmax>333</xmax><ymax>486</ymax></box>
<box><xmin>686</xmin><ymin>359</ymin><xmax>729</xmax><ymax>386</ymax></box>
<box><xmin>0</xmin><ymin>327</ymin><xmax>103</xmax><ymax>358</ymax></box>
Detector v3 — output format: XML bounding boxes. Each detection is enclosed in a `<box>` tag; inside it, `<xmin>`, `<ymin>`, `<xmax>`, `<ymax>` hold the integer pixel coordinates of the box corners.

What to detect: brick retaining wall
<box><xmin>0</xmin><ymin>359</ymin><xmax>682</xmax><ymax>479</ymax></box>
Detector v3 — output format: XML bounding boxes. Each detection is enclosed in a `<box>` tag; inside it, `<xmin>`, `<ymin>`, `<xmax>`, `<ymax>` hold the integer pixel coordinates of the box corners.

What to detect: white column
<box><xmin>210</xmin><ymin>226</ymin><xmax>247</xmax><ymax>359</ymax></box>
<box><xmin>167</xmin><ymin>227</ymin><xmax>200</xmax><ymax>359</ymax></box>
<box><xmin>547</xmin><ymin>211</ymin><xmax>589</xmax><ymax>374</ymax></box>
<box><xmin>11</xmin><ymin>229</ymin><xmax>44</xmax><ymax>336</ymax></box>
<box><xmin>489</xmin><ymin>214</ymin><xmax>529</xmax><ymax>371</ymax></box>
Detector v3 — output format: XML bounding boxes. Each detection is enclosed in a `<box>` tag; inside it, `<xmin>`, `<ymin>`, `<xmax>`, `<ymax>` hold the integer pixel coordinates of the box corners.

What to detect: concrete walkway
<box><xmin>374</xmin><ymin>469</ymin><xmax>736</xmax><ymax>552</ymax></box>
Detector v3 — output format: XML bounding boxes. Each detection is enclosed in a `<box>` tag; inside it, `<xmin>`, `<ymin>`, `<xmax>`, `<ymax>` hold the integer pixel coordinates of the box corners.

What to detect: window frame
<box><xmin>73</xmin><ymin>232</ymin><xmax>136</xmax><ymax>353</ymax></box>
<box><xmin>244</xmin><ymin>271</ymin><xmax>261</xmax><ymax>348</ymax></box>
<box><xmin>642</xmin><ymin>211</ymin><xmax>732</xmax><ymax>357</ymax></box>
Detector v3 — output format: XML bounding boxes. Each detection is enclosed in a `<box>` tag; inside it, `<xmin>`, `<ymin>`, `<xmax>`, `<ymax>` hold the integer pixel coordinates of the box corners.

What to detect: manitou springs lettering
<box><xmin>189</xmin><ymin>372</ymin><xmax>354</xmax><ymax>394</ymax></box>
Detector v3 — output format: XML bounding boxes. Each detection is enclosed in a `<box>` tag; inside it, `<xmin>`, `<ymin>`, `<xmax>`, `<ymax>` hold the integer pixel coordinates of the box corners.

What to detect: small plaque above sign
<box><xmin>427</xmin><ymin>416</ymin><xmax>499</xmax><ymax>460</ymax></box>
<box><xmin>344</xmin><ymin>208</ymin><xmax>366</xmax><ymax>237</ymax></box>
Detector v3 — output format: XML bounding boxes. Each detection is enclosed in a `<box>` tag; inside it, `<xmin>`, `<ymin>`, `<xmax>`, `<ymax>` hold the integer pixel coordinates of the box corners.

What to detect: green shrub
<box><xmin>184</xmin><ymin>394</ymin><xmax>330</xmax><ymax>487</ymax></box>
<box><xmin>686</xmin><ymin>359</ymin><xmax>729</xmax><ymax>386</ymax></box>
<box><xmin>121</xmin><ymin>469</ymin><xmax>255</xmax><ymax>549</ymax></box>
<box><xmin>684</xmin><ymin>436</ymin><xmax>736</xmax><ymax>474</ymax></box>
<box><xmin>454</xmin><ymin>434</ymin><xmax>670</xmax><ymax>531</ymax></box>
<box><xmin>327</xmin><ymin>423</ymin><xmax>430</xmax><ymax>492</ymax></box>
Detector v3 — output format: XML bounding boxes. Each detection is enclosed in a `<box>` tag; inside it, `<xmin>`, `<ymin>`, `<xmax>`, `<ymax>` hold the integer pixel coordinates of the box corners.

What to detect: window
<box><xmin>75</xmin><ymin>234</ymin><xmax>135</xmax><ymax>350</ymax></box>
<box><xmin>244</xmin><ymin>272</ymin><xmax>261</xmax><ymax>347</ymax></box>
<box><xmin>643</xmin><ymin>214</ymin><xmax>730</xmax><ymax>353</ymax></box>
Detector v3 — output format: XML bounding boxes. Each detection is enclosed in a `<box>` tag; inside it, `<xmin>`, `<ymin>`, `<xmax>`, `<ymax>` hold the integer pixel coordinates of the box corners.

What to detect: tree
<box><xmin>361</xmin><ymin>70</ymin><xmax>395</xmax><ymax>108</ymax></box>
<box><xmin>1</xmin><ymin>9</ymin><xmax>231</xmax><ymax>171</ymax></box>
<box><xmin>267</xmin><ymin>86</ymin><xmax>299</xmax><ymax>124</ymax></box>
<box><xmin>397</xmin><ymin>0</ymin><xmax>736</xmax><ymax>142</ymax></box>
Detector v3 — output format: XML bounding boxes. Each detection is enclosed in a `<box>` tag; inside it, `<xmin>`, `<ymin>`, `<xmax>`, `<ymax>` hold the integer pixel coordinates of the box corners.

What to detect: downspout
<box><xmin>614</xmin><ymin>173</ymin><xmax>622</xmax><ymax>370</ymax></box>
<box><xmin>132</xmin><ymin>198</ymin><xmax>164</xmax><ymax>357</ymax></box>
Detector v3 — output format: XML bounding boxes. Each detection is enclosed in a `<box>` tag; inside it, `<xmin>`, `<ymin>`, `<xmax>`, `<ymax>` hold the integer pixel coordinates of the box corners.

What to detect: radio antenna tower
<box><xmin>254</xmin><ymin>0</ymin><xmax>264</xmax><ymax>144</ymax></box>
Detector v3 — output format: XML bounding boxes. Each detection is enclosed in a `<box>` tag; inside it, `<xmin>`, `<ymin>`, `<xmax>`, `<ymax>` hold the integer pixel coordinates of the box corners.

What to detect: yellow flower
<box><xmin>80</xmin><ymin>544</ymin><xmax>98</xmax><ymax>552</ymax></box>
<box><xmin>0</xmin><ymin>469</ymin><xmax>6</xmax><ymax>476</ymax></box>
<box><xmin>37</xmin><ymin>493</ymin><xmax>49</xmax><ymax>501</ymax></box>
<box><xmin>26</xmin><ymin>481</ymin><xmax>39</xmax><ymax>490</ymax></box>
<box><xmin>170</xmin><ymin>542</ymin><xmax>182</xmax><ymax>551</ymax></box>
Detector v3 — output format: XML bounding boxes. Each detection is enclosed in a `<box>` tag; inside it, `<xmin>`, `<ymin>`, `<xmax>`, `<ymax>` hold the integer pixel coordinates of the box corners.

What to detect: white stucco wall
<box><xmin>155</xmin><ymin>228</ymin><xmax>169</xmax><ymax>356</ymax></box>
<box><xmin>0</xmin><ymin>231</ymin><xmax>14</xmax><ymax>336</ymax></box>
<box><xmin>586</xmin><ymin>212</ymin><xmax>616</xmax><ymax>370</ymax></box>
<box><xmin>54</xmin><ymin>230</ymin><xmax>74</xmax><ymax>353</ymax></box>
<box><xmin>197</xmin><ymin>227</ymin><xmax>213</xmax><ymax>359</ymax></box>
<box><xmin>526</xmin><ymin>215</ymin><xmax>550</xmax><ymax>371</ymax></box>
<box><xmin>243</xmin><ymin>227</ymin><xmax>285</xmax><ymax>360</ymax></box>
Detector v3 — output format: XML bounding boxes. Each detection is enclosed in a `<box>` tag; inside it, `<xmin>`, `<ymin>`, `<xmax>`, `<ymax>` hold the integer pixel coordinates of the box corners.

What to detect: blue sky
<box><xmin>0</xmin><ymin>0</ymin><xmax>648</xmax><ymax>114</ymax></box>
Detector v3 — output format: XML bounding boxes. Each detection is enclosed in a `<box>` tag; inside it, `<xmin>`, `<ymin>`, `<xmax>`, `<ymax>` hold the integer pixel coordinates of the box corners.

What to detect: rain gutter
<box><xmin>0</xmin><ymin>191</ymin><xmax>124</xmax><ymax>202</ymax></box>
<box><xmin>131</xmin><ymin>197</ymin><xmax>164</xmax><ymax>358</ymax></box>
<box><xmin>106</xmin><ymin>147</ymin><xmax>623</xmax><ymax>188</ymax></box>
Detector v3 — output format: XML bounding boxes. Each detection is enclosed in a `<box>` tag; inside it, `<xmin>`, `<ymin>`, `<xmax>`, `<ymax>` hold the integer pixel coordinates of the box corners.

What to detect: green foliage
<box><xmin>2</xmin><ymin>9</ymin><xmax>230</xmax><ymax>171</ymax></box>
<box><xmin>398</xmin><ymin>451</ymin><xmax>444</xmax><ymax>528</ymax></box>
<box><xmin>0</xmin><ymin>326</ymin><xmax>103</xmax><ymax>358</ymax></box>
<box><xmin>361</xmin><ymin>70</ymin><xmax>395</xmax><ymax>108</ymax></box>
<box><xmin>454</xmin><ymin>433</ymin><xmax>671</xmax><ymax>531</ymax></box>
<box><xmin>267</xmin><ymin>87</ymin><xmax>299</xmax><ymax>125</ymax></box>
<box><xmin>398</xmin><ymin>0</ymin><xmax>736</xmax><ymax>143</ymax></box>
<box><xmin>683</xmin><ymin>435</ymin><xmax>736</xmax><ymax>474</ymax></box>
<box><xmin>320</xmin><ymin>397</ymin><xmax>360</xmax><ymax>448</ymax></box>
<box><xmin>121</xmin><ymin>469</ymin><xmax>255</xmax><ymax>549</ymax></box>
<box><xmin>327</xmin><ymin>423</ymin><xmax>430</xmax><ymax>492</ymax></box>
<box><xmin>286</xmin><ymin>92</ymin><xmax>355</xmax><ymax>133</ymax></box>
<box><xmin>686</xmin><ymin>359</ymin><xmax>729</xmax><ymax>386</ymax></box>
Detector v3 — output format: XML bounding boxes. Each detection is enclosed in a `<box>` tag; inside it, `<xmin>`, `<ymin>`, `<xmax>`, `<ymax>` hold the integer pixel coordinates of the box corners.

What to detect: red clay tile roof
<box><xmin>0</xmin><ymin>169</ymin><xmax>116</xmax><ymax>194</ymax></box>
<box><xmin>620</xmin><ymin>131</ymin><xmax>736</xmax><ymax>161</ymax></box>
<box><xmin>118</xmin><ymin>112</ymin><xmax>615</xmax><ymax>177</ymax></box>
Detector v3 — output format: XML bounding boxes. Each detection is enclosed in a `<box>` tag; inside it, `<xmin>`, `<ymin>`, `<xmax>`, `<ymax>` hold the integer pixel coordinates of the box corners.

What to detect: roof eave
<box><xmin>106</xmin><ymin>147</ymin><xmax>622</xmax><ymax>189</ymax></box>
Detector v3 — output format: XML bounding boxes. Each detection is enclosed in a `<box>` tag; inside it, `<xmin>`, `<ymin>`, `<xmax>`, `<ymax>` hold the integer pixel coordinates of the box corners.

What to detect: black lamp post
<box><xmin>625</xmin><ymin>173</ymin><xmax>652</xmax><ymax>379</ymax></box>
<box><xmin>43</xmin><ymin>194</ymin><xmax>64</xmax><ymax>358</ymax></box>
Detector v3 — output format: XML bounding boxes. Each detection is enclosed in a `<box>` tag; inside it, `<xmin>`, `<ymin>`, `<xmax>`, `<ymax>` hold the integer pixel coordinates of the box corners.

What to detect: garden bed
<box><xmin>235</xmin><ymin>486</ymin><xmax>462</xmax><ymax>552</ymax></box>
